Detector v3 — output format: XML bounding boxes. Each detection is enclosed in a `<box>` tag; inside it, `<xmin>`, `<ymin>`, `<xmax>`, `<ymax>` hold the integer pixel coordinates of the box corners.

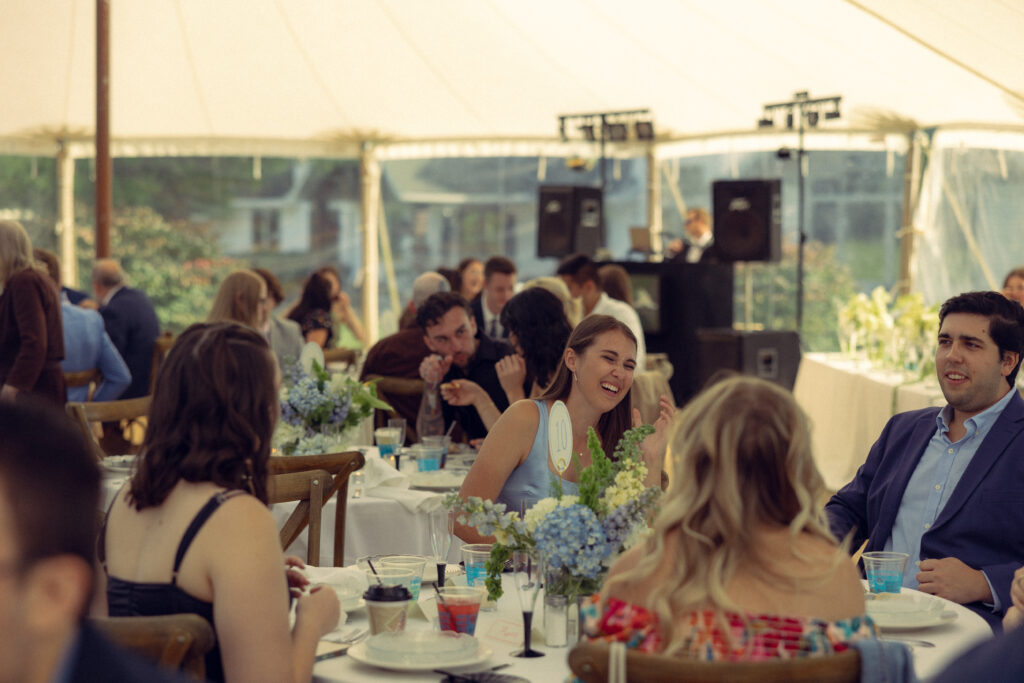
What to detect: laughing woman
<box><xmin>454</xmin><ymin>315</ymin><xmax>673</xmax><ymax>543</ymax></box>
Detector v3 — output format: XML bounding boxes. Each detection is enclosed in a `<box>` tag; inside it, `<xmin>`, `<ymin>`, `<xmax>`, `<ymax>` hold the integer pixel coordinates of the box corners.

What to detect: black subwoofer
<box><xmin>696</xmin><ymin>328</ymin><xmax>801</xmax><ymax>391</ymax></box>
<box><xmin>537</xmin><ymin>185</ymin><xmax>603</xmax><ymax>258</ymax></box>
<box><xmin>712</xmin><ymin>179</ymin><xmax>782</xmax><ymax>262</ymax></box>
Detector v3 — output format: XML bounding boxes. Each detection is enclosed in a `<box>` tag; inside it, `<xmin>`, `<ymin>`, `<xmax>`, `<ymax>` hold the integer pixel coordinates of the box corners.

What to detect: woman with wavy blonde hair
<box><xmin>208</xmin><ymin>269</ymin><xmax>268</xmax><ymax>331</ymax></box>
<box><xmin>584</xmin><ymin>375</ymin><xmax>873</xmax><ymax>660</ymax></box>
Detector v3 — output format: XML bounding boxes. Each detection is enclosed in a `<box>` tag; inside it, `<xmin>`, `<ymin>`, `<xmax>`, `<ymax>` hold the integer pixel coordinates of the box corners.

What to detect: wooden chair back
<box><xmin>267</xmin><ymin>469</ymin><xmax>329</xmax><ymax>565</ymax></box>
<box><xmin>363</xmin><ymin>374</ymin><xmax>425</xmax><ymax>443</ymax></box>
<box><xmin>568</xmin><ymin>641</ymin><xmax>861</xmax><ymax>683</ymax></box>
<box><xmin>64</xmin><ymin>368</ymin><xmax>102</xmax><ymax>401</ymax></box>
<box><xmin>66</xmin><ymin>396</ymin><xmax>152</xmax><ymax>461</ymax></box>
<box><xmin>149</xmin><ymin>331</ymin><xmax>176</xmax><ymax>394</ymax></box>
<box><xmin>268</xmin><ymin>450</ymin><xmax>365</xmax><ymax>566</ymax></box>
<box><xmin>91</xmin><ymin>613</ymin><xmax>215</xmax><ymax>680</ymax></box>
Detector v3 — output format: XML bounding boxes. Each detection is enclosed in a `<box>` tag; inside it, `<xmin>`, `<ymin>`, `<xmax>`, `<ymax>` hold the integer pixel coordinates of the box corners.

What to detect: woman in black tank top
<box><xmin>101</xmin><ymin>322</ymin><xmax>339</xmax><ymax>682</ymax></box>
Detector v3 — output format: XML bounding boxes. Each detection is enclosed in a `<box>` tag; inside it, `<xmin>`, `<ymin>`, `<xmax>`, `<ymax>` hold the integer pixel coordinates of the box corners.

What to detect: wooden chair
<box><xmin>323</xmin><ymin>347</ymin><xmax>360</xmax><ymax>366</ymax></box>
<box><xmin>149</xmin><ymin>331</ymin><xmax>176</xmax><ymax>394</ymax></box>
<box><xmin>268</xmin><ymin>450</ymin><xmax>365</xmax><ymax>566</ymax></box>
<box><xmin>66</xmin><ymin>396</ymin><xmax>152</xmax><ymax>461</ymax></box>
<box><xmin>363</xmin><ymin>374</ymin><xmax>425</xmax><ymax>443</ymax></box>
<box><xmin>568</xmin><ymin>641</ymin><xmax>861</xmax><ymax>683</ymax></box>
<box><xmin>91</xmin><ymin>613</ymin><xmax>215</xmax><ymax>680</ymax></box>
<box><xmin>64</xmin><ymin>368</ymin><xmax>102</xmax><ymax>401</ymax></box>
<box><xmin>267</xmin><ymin>469</ymin><xmax>329</xmax><ymax>565</ymax></box>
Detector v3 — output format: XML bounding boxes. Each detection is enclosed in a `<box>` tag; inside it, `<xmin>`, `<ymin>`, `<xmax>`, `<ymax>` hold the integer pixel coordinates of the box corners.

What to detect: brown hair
<box><xmin>252</xmin><ymin>266</ymin><xmax>285</xmax><ymax>305</ymax></box>
<box><xmin>484</xmin><ymin>256</ymin><xmax>516</xmax><ymax>281</ymax></box>
<box><xmin>598</xmin><ymin>264</ymin><xmax>633</xmax><ymax>306</ymax></box>
<box><xmin>128</xmin><ymin>323</ymin><xmax>278</xmax><ymax>508</ymax></box>
<box><xmin>539</xmin><ymin>315</ymin><xmax>636</xmax><ymax>458</ymax></box>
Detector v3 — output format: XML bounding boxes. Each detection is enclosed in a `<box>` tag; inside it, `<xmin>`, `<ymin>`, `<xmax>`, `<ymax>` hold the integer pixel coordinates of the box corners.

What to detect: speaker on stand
<box><xmin>537</xmin><ymin>186</ymin><xmax>604</xmax><ymax>258</ymax></box>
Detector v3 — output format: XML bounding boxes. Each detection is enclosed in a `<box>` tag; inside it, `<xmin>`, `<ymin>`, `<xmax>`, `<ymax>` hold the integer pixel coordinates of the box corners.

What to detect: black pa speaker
<box><xmin>696</xmin><ymin>328</ymin><xmax>801</xmax><ymax>391</ymax></box>
<box><xmin>537</xmin><ymin>186</ymin><xmax>603</xmax><ymax>258</ymax></box>
<box><xmin>712</xmin><ymin>179</ymin><xmax>782</xmax><ymax>262</ymax></box>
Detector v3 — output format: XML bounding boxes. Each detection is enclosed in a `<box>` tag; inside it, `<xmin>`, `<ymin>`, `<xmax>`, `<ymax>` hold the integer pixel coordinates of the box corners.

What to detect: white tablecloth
<box><xmin>312</xmin><ymin>574</ymin><xmax>995</xmax><ymax>682</ymax></box>
<box><xmin>793</xmin><ymin>353</ymin><xmax>945</xmax><ymax>491</ymax></box>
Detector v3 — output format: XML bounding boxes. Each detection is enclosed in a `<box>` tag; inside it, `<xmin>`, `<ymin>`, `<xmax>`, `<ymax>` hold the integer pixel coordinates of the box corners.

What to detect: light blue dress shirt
<box><xmin>884</xmin><ymin>387</ymin><xmax>1015</xmax><ymax>606</ymax></box>
<box><xmin>60</xmin><ymin>301</ymin><xmax>132</xmax><ymax>402</ymax></box>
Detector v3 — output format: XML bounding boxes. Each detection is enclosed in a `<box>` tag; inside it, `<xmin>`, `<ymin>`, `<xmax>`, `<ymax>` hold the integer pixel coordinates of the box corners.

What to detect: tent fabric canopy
<box><xmin>3</xmin><ymin>0</ymin><xmax>1023</xmax><ymax>153</ymax></box>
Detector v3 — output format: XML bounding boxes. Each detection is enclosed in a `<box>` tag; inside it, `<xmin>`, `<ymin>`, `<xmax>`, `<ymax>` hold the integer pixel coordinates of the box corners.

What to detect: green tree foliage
<box><xmin>75</xmin><ymin>207</ymin><xmax>244</xmax><ymax>332</ymax></box>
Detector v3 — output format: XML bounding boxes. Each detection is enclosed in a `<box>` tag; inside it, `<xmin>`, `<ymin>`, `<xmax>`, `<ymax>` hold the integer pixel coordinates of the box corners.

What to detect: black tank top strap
<box><xmin>96</xmin><ymin>482</ymin><xmax>126</xmax><ymax>573</ymax></box>
<box><xmin>171</xmin><ymin>490</ymin><xmax>247</xmax><ymax>585</ymax></box>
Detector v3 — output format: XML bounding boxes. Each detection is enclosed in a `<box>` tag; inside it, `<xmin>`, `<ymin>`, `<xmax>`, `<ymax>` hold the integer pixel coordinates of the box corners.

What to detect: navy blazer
<box><xmin>99</xmin><ymin>287</ymin><xmax>161</xmax><ymax>399</ymax></box>
<box><xmin>470</xmin><ymin>295</ymin><xmax>507</xmax><ymax>339</ymax></box>
<box><xmin>826</xmin><ymin>391</ymin><xmax>1024</xmax><ymax>627</ymax></box>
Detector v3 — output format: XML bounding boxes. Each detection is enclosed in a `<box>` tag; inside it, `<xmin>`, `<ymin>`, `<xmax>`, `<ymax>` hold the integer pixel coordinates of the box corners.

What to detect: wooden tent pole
<box><xmin>95</xmin><ymin>0</ymin><xmax>112</xmax><ymax>258</ymax></box>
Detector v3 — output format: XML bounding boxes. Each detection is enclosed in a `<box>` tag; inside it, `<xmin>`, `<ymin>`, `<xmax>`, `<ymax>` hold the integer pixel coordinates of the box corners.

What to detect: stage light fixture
<box><xmin>807</xmin><ymin>110</ymin><xmax>819</xmax><ymax>127</ymax></box>
<box><xmin>758</xmin><ymin>116</ymin><xmax>774</xmax><ymax>128</ymax></box>
<box><xmin>825</xmin><ymin>102</ymin><xmax>841</xmax><ymax>119</ymax></box>
<box><xmin>785</xmin><ymin>111</ymin><xmax>794</xmax><ymax>129</ymax></box>
<box><xmin>579</xmin><ymin>124</ymin><xmax>596</xmax><ymax>141</ymax></box>
<box><xmin>635</xmin><ymin>120</ymin><xmax>655</xmax><ymax>140</ymax></box>
<box><xmin>606</xmin><ymin>123</ymin><xmax>628</xmax><ymax>141</ymax></box>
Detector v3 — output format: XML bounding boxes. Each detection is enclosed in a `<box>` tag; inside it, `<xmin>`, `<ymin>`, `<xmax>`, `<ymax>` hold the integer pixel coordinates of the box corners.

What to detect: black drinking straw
<box><xmin>366</xmin><ymin>559</ymin><xmax>383</xmax><ymax>585</ymax></box>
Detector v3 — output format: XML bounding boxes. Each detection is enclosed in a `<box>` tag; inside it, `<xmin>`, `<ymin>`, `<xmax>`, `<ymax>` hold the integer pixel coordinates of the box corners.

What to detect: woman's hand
<box><xmin>496</xmin><ymin>354</ymin><xmax>527</xmax><ymax>403</ymax></box>
<box><xmin>284</xmin><ymin>555</ymin><xmax>310</xmax><ymax>598</ymax></box>
<box><xmin>332</xmin><ymin>291</ymin><xmax>353</xmax><ymax>323</ymax></box>
<box><xmin>0</xmin><ymin>385</ymin><xmax>17</xmax><ymax>403</ymax></box>
<box><xmin>295</xmin><ymin>585</ymin><xmax>340</xmax><ymax>637</ymax></box>
<box><xmin>633</xmin><ymin>394</ymin><xmax>675</xmax><ymax>487</ymax></box>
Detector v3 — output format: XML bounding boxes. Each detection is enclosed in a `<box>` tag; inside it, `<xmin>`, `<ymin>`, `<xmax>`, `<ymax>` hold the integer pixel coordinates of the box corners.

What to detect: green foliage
<box><xmin>75</xmin><ymin>206</ymin><xmax>244</xmax><ymax>332</ymax></box>
<box><xmin>484</xmin><ymin>543</ymin><xmax>511</xmax><ymax>601</ymax></box>
<box><xmin>577</xmin><ymin>427</ymin><xmax>612</xmax><ymax>511</ymax></box>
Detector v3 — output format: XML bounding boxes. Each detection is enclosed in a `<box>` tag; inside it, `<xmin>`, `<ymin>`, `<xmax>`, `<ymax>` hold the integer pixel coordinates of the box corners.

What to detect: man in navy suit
<box><xmin>0</xmin><ymin>400</ymin><xmax>187</xmax><ymax>682</ymax></box>
<box><xmin>827</xmin><ymin>291</ymin><xmax>1024</xmax><ymax>629</ymax></box>
<box><xmin>470</xmin><ymin>256</ymin><xmax>517</xmax><ymax>340</ymax></box>
<box><xmin>92</xmin><ymin>260</ymin><xmax>161</xmax><ymax>399</ymax></box>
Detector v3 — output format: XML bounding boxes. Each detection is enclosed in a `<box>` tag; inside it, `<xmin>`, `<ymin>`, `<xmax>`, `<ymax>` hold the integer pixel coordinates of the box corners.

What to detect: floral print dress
<box><xmin>581</xmin><ymin>595</ymin><xmax>876</xmax><ymax>660</ymax></box>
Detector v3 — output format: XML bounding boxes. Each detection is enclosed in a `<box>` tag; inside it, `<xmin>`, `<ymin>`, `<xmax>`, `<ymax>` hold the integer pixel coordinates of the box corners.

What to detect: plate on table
<box><xmin>102</xmin><ymin>455</ymin><xmax>136</xmax><ymax>474</ymax></box>
<box><xmin>865</xmin><ymin>592</ymin><xmax>959</xmax><ymax>630</ymax></box>
<box><xmin>422</xmin><ymin>563</ymin><xmax>464</xmax><ymax>584</ymax></box>
<box><xmin>409</xmin><ymin>471</ymin><xmax>466</xmax><ymax>491</ymax></box>
<box><xmin>348</xmin><ymin>632</ymin><xmax>492</xmax><ymax>672</ymax></box>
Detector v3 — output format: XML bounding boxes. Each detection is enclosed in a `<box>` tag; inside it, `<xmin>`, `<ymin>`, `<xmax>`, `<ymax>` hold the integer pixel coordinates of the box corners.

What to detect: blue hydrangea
<box><xmin>534</xmin><ymin>504</ymin><xmax>609</xmax><ymax>580</ymax></box>
<box><xmin>602</xmin><ymin>499</ymin><xmax>640</xmax><ymax>549</ymax></box>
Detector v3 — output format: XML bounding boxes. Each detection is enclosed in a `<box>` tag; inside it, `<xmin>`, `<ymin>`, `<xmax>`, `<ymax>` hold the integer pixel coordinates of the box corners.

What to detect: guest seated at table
<box><xmin>441</xmin><ymin>287</ymin><xmax>572</xmax><ymax>418</ymax></box>
<box><xmin>207</xmin><ymin>269</ymin><xmax>269</xmax><ymax>332</ymax></box>
<box><xmin>523</xmin><ymin>275</ymin><xmax>582</xmax><ymax>327</ymax></box>
<box><xmin>584</xmin><ymin>376</ymin><xmax>877</xmax><ymax>662</ymax></box>
<box><xmin>416</xmin><ymin>292</ymin><xmax>514</xmax><ymax>443</ymax></box>
<box><xmin>288</xmin><ymin>269</ymin><xmax>364</xmax><ymax>350</ymax></box>
<box><xmin>253</xmin><ymin>267</ymin><xmax>305</xmax><ymax>368</ymax></box>
<box><xmin>99</xmin><ymin>323</ymin><xmax>340</xmax><ymax>683</ymax></box>
<box><xmin>456</xmin><ymin>257</ymin><xmax>484</xmax><ymax>303</ymax></box>
<box><xmin>315</xmin><ymin>266</ymin><xmax>367</xmax><ymax>348</ymax></box>
<box><xmin>827</xmin><ymin>291</ymin><xmax>1024</xmax><ymax>630</ymax></box>
<box><xmin>933</xmin><ymin>565</ymin><xmax>1024</xmax><ymax>682</ymax></box>
<box><xmin>1002</xmin><ymin>267</ymin><xmax>1024</xmax><ymax>306</ymax></box>
<box><xmin>455</xmin><ymin>315</ymin><xmax>672</xmax><ymax>542</ymax></box>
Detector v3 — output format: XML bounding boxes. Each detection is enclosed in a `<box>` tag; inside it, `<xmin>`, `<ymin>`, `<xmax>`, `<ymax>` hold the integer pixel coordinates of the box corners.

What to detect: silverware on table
<box><xmin>315</xmin><ymin>646</ymin><xmax>351</xmax><ymax>662</ymax></box>
<box><xmin>314</xmin><ymin>628</ymin><xmax>368</xmax><ymax>661</ymax></box>
<box><xmin>880</xmin><ymin>635</ymin><xmax>935</xmax><ymax>648</ymax></box>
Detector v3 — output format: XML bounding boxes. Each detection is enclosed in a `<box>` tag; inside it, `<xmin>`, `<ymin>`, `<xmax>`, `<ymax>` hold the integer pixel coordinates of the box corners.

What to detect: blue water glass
<box><xmin>417</xmin><ymin>446</ymin><xmax>443</xmax><ymax>471</ymax></box>
<box><xmin>862</xmin><ymin>551</ymin><xmax>909</xmax><ymax>594</ymax></box>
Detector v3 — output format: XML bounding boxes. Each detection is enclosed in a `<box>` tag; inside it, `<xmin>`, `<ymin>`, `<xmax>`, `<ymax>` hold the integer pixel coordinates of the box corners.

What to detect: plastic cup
<box><xmin>862</xmin><ymin>551</ymin><xmax>909</xmax><ymax>594</ymax></box>
<box><xmin>436</xmin><ymin>587</ymin><xmax>485</xmax><ymax>635</ymax></box>
<box><xmin>364</xmin><ymin>583</ymin><xmax>412</xmax><ymax>634</ymax></box>
<box><xmin>421</xmin><ymin>435</ymin><xmax>451</xmax><ymax>467</ymax></box>
<box><xmin>379</xmin><ymin>555</ymin><xmax>428</xmax><ymax>600</ymax></box>
<box><xmin>461</xmin><ymin>544</ymin><xmax>495</xmax><ymax>611</ymax></box>
<box><xmin>375</xmin><ymin>427</ymin><xmax>401</xmax><ymax>458</ymax></box>
<box><xmin>363</xmin><ymin>566</ymin><xmax>416</xmax><ymax>601</ymax></box>
<box><xmin>416</xmin><ymin>445</ymin><xmax>443</xmax><ymax>472</ymax></box>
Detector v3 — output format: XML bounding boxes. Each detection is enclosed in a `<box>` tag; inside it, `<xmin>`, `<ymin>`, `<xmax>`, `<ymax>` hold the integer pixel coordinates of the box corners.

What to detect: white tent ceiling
<box><xmin>2</xmin><ymin>0</ymin><xmax>1023</xmax><ymax>156</ymax></box>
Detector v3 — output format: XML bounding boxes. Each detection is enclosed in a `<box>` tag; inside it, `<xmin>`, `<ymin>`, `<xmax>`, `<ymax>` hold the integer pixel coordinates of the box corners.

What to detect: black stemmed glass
<box><xmin>511</xmin><ymin>549</ymin><xmax>545</xmax><ymax>658</ymax></box>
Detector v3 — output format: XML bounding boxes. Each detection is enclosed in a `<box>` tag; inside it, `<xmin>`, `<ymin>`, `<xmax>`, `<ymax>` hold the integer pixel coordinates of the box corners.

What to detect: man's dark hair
<box><xmin>939</xmin><ymin>290</ymin><xmax>1024</xmax><ymax>386</ymax></box>
<box><xmin>484</xmin><ymin>256</ymin><xmax>516</xmax><ymax>281</ymax></box>
<box><xmin>416</xmin><ymin>291</ymin><xmax>473</xmax><ymax>331</ymax></box>
<box><xmin>555</xmin><ymin>253</ymin><xmax>600</xmax><ymax>287</ymax></box>
<box><xmin>32</xmin><ymin>247</ymin><xmax>61</xmax><ymax>287</ymax></box>
<box><xmin>252</xmin><ymin>266</ymin><xmax>284</xmax><ymax>305</ymax></box>
<box><xmin>0</xmin><ymin>400</ymin><xmax>99</xmax><ymax>570</ymax></box>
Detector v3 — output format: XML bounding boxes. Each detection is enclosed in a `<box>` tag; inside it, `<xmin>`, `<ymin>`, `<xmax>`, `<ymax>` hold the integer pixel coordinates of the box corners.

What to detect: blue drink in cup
<box><xmin>417</xmin><ymin>445</ymin><xmax>443</xmax><ymax>471</ymax></box>
<box><xmin>375</xmin><ymin>427</ymin><xmax>401</xmax><ymax>458</ymax></box>
<box><xmin>862</xmin><ymin>551</ymin><xmax>909</xmax><ymax>593</ymax></box>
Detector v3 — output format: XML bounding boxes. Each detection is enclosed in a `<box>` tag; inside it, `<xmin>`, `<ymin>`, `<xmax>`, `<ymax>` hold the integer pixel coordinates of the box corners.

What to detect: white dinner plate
<box><xmin>409</xmin><ymin>471</ymin><xmax>465</xmax><ymax>491</ymax></box>
<box><xmin>422</xmin><ymin>563</ymin><xmax>463</xmax><ymax>583</ymax></box>
<box><xmin>347</xmin><ymin>639</ymin><xmax>492</xmax><ymax>672</ymax></box>
<box><xmin>865</xmin><ymin>593</ymin><xmax>959</xmax><ymax>631</ymax></box>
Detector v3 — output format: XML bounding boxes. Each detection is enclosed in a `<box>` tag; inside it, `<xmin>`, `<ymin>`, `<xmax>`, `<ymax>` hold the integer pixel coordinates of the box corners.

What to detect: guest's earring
<box><xmin>573</xmin><ymin>372</ymin><xmax>579</xmax><ymax>383</ymax></box>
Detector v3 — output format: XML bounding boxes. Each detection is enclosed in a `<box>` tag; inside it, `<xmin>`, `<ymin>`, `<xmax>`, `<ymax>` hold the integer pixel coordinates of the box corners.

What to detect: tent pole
<box><xmin>95</xmin><ymin>0</ymin><xmax>112</xmax><ymax>258</ymax></box>
<box><xmin>377</xmin><ymin>195</ymin><xmax>400</xmax><ymax>337</ymax></box>
<box><xmin>896</xmin><ymin>132</ymin><xmax>920</xmax><ymax>296</ymax></box>
<box><xmin>360</xmin><ymin>143</ymin><xmax>380</xmax><ymax>344</ymax></box>
<box><xmin>646</xmin><ymin>146</ymin><xmax>662</xmax><ymax>258</ymax></box>
<box><xmin>57</xmin><ymin>143</ymin><xmax>77</xmax><ymax>289</ymax></box>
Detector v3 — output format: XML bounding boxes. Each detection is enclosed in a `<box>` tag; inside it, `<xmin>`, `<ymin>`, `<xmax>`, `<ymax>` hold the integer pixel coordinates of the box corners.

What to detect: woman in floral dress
<box><xmin>584</xmin><ymin>375</ymin><xmax>876</xmax><ymax>660</ymax></box>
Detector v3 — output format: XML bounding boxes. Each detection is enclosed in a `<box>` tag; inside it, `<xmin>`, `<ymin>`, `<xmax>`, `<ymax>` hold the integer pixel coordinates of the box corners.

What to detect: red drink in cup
<box><xmin>436</xmin><ymin>587</ymin><xmax>485</xmax><ymax>636</ymax></box>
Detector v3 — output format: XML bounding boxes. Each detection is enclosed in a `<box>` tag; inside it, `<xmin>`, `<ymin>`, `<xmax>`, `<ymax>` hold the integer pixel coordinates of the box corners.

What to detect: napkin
<box><xmin>367</xmin><ymin>486</ymin><xmax>445</xmax><ymax>514</ymax></box>
<box><xmin>302</xmin><ymin>565</ymin><xmax>368</xmax><ymax>594</ymax></box>
<box><xmin>360</xmin><ymin>453</ymin><xmax>408</xmax><ymax>490</ymax></box>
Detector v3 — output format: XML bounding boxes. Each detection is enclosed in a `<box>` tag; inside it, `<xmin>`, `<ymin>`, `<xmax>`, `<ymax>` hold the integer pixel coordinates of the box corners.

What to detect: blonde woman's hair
<box><xmin>208</xmin><ymin>270</ymin><xmax>265</xmax><ymax>329</ymax></box>
<box><xmin>523</xmin><ymin>276</ymin><xmax>582</xmax><ymax>327</ymax></box>
<box><xmin>0</xmin><ymin>219</ymin><xmax>36</xmax><ymax>285</ymax></box>
<box><xmin>601</xmin><ymin>375</ymin><xmax>836</xmax><ymax>654</ymax></box>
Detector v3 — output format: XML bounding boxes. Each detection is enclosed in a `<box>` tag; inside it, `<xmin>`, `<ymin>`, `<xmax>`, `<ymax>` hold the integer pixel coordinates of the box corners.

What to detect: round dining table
<box><xmin>312</xmin><ymin>577</ymin><xmax>996</xmax><ymax>682</ymax></box>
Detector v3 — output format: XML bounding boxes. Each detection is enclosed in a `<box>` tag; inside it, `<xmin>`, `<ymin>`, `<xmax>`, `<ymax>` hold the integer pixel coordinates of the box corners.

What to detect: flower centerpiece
<box><xmin>445</xmin><ymin>424</ymin><xmax>661</xmax><ymax>601</ymax></box>
<box><xmin>272</xmin><ymin>359</ymin><xmax>391</xmax><ymax>456</ymax></box>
